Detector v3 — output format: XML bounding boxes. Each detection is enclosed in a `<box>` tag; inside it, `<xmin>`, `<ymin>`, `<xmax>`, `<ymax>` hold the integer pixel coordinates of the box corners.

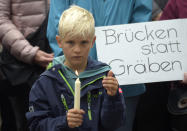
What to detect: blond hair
<box><xmin>58</xmin><ymin>5</ymin><xmax>95</xmax><ymax>40</ymax></box>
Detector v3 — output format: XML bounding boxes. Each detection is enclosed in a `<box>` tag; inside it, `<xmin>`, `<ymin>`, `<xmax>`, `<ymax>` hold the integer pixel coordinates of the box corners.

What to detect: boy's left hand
<box><xmin>102</xmin><ymin>70</ymin><xmax>118</xmax><ymax>96</ymax></box>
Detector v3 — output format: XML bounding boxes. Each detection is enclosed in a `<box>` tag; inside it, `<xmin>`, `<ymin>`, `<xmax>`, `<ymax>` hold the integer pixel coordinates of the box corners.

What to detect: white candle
<box><xmin>74</xmin><ymin>70</ymin><xmax>81</xmax><ymax>109</ymax></box>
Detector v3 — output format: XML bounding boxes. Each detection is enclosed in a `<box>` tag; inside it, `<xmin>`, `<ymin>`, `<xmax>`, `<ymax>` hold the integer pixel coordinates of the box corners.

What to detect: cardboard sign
<box><xmin>95</xmin><ymin>19</ymin><xmax>187</xmax><ymax>85</ymax></box>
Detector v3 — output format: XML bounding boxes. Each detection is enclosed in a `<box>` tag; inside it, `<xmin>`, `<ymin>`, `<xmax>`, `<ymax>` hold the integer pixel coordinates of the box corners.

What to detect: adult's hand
<box><xmin>183</xmin><ymin>72</ymin><xmax>187</xmax><ymax>84</ymax></box>
<box><xmin>34</xmin><ymin>50</ymin><xmax>54</xmax><ymax>67</ymax></box>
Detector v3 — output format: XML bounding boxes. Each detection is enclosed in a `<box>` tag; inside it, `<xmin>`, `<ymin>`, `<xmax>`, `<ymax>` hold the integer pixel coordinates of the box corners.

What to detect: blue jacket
<box><xmin>26</xmin><ymin>57</ymin><xmax>125</xmax><ymax>131</ymax></box>
<box><xmin>47</xmin><ymin>0</ymin><xmax>152</xmax><ymax>97</ymax></box>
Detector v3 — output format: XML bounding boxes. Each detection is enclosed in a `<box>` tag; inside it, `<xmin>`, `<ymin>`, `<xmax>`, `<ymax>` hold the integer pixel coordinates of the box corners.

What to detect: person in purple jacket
<box><xmin>134</xmin><ymin>1</ymin><xmax>187</xmax><ymax>131</ymax></box>
<box><xmin>160</xmin><ymin>0</ymin><xmax>187</xmax><ymax>130</ymax></box>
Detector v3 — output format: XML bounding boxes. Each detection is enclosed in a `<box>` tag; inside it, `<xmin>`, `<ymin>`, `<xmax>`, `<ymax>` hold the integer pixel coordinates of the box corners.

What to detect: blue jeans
<box><xmin>115</xmin><ymin>95</ymin><xmax>140</xmax><ymax>131</ymax></box>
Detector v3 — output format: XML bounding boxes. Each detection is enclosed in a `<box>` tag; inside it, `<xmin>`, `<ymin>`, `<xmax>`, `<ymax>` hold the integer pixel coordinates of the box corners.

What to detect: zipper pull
<box><xmin>61</xmin><ymin>94</ymin><xmax>69</xmax><ymax>111</ymax></box>
<box><xmin>87</xmin><ymin>91</ymin><xmax>92</xmax><ymax>120</ymax></box>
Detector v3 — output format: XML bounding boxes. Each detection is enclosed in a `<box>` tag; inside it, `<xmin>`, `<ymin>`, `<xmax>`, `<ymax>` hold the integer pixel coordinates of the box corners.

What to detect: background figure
<box><xmin>133</xmin><ymin>0</ymin><xmax>187</xmax><ymax>131</ymax></box>
<box><xmin>160</xmin><ymin>0</ymin><xmax>187</xmax><ymax>130</ymax></box>
<box><xmin>47</xmin><ymin>1</ymin><xmax>152</xmax><ymax>131</ymax></box>
<box><xmin>0</xmin><ymin>0</ymin><xmax>53</xmax><ymax>131</ymax></box>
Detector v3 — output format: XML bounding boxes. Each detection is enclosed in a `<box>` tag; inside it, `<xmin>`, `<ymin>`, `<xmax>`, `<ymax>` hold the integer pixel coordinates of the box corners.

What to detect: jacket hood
<box><xmin>41</xmin><ymin>56</ymin><xmax>111</xmax><ymax>81</ymax></box>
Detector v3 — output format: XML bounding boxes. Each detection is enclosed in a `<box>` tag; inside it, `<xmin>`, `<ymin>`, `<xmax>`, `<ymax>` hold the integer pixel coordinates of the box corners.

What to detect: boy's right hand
<box><xmin>67</xmin><ymin>109</ymin><xmax>85</xmax><ymax>128</ymax></box>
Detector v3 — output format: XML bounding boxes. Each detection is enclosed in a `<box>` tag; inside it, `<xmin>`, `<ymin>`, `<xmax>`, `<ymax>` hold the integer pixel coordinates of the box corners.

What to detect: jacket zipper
<box><xmin>58</xmin><ymin>70</ymin><xmax>106</xmax><ymax>120</ymax></box>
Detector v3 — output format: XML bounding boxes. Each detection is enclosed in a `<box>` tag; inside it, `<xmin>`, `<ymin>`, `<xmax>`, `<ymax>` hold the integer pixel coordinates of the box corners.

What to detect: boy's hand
<box><xmin>102</xmin><ymin>70</ymin><xmax>118</xmax><ymax>96</ymax></box>
<box><xmin>67</xmin><ymin>109</ymin><xmax>85</xmax><ymax>128</ymax></box>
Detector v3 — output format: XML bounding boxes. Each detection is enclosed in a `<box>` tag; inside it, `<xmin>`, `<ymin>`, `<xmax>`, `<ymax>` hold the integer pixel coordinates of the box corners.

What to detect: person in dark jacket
<box><xmin>26</xmin><ymin>5</ymin><xmax>125</xmax><ymax>131</ymax></box>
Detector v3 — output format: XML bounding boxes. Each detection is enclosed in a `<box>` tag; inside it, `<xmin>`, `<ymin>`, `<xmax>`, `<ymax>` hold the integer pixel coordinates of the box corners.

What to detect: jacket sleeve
<box><xmin>130</xmin><ymin>0</ymin><xmax>152</xmax><ymax>23</ymax></box>
<box><xmin>47</xmin><ymin>0</ymin><xmax>68</xmax><ymax>57</ymax></box>
<box><xmin>26</xmin><ymin>78</ymin><xmax>71</xmax><ymax>131</ymax></box>
<box><xmin>0</xmin><ymin>0</ymin><xmax>39</xmax><ymax>64</ymax></box>
<box><xmin>100</xmin><ymin>88</ymin><xmax>126</xmax><ymax>130</ymax></box>
<box><xmin>160</xmin><ymin>0</ymin><xmax>177</xmax><ymax>20</ymax></box>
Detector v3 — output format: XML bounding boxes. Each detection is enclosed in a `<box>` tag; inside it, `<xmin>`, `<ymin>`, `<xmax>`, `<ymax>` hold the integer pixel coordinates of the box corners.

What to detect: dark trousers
<box><xmin>133</xmin><ymin>82</ymin><xmax>171</xmax><ymax>131</ymax></box>
<box><xmin>0</xmin><ymin>80</ymin><xmax>30</xmax><ymax>131</ymax></box>
<box><xmin>0</xmin><ymin>94</ymin><xmax>16</xmax><ymax>131</ymax></box>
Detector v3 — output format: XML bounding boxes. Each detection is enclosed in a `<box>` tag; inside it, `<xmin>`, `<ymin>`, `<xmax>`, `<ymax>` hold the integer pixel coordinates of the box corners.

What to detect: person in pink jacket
<box><xmin>0</xmin><ymin>0</ymin><xmax>53</xmax><ymax>131</ymax></box>
<box><xmin>0</xmin><ymin>0</ymin><xmax>53</xmax><ymax>66</ymax></box>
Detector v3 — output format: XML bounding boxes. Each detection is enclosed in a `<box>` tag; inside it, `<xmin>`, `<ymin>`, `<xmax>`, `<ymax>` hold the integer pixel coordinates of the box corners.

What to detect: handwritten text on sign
<box><xmin>95</xmin><ymin>19</ymin><xmax>187</xmax><ymax>85</ymax></box>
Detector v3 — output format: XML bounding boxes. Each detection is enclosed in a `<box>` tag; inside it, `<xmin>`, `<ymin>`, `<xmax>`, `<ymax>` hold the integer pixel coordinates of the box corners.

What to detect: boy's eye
<box><xmin>81</xmin><ymin>40</ymin><xmax>89</xmax><ymax>44</ymax></box>
<box><xmin>66</xmin><ymin>41</ymin><xmax>74</xmax><ymax>44</ymax></box>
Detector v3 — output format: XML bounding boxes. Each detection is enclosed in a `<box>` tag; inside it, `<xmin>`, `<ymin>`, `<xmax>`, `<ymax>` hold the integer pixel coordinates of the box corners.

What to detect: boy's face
<box><xmin>56</xmin><ymin>35</ymin><xmax>96</xmax><ymax>71</ymax></box>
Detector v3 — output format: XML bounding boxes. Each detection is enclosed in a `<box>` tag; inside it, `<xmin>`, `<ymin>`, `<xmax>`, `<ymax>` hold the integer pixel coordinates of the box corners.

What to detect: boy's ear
<box><xmin>56</xmin><ymin>35</ymin><xmax>62</xmax><ymax>48</ymax></box>
<box><xmin>91</xmin><ymin>36</ymin><xmax>96</xmax><ymax>48</ymax></box>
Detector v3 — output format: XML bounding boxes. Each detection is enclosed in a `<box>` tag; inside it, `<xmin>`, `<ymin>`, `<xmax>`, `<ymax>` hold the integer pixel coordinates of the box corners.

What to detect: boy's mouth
<box><xmin>72</xmin><ymin>56</ymin><xmax>82</xmax><ymax>59</ymax></box>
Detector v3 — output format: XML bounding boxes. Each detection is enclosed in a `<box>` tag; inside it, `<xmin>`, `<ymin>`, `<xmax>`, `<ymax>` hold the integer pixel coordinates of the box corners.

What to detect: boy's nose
<box><xmin>74</xmin><ymin>45</ymin><xmax>81</xmax><ymax>53</ymax></box>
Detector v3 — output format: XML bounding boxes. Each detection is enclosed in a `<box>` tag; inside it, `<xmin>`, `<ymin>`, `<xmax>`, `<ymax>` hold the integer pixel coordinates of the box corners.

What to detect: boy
<box><xmin>26</xmin><ymin>5</ymin><xmax>125</xmax><ymax>131</ymax></box>
<box><xmin>47</xmin><ymin>1</ymin><xmax>152</xmax><ymax>131</ymax></box>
